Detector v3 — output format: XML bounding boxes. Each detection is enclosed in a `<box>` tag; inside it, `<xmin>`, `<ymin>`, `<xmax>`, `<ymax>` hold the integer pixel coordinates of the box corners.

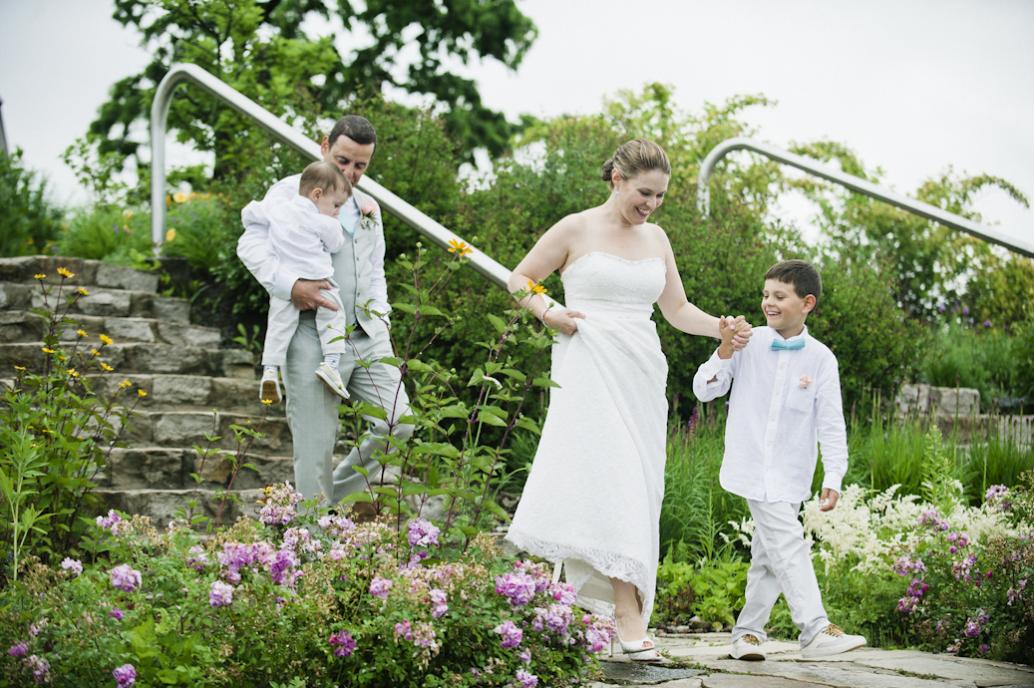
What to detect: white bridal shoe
<box><xmin>610</xmin><ymin>636</ymin><xmax>663</xmax><ymax>662</ymax></box>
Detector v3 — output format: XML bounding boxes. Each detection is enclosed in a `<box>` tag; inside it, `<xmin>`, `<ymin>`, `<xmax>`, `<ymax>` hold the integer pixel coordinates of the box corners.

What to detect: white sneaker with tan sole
<box><xmin>801</xmin><ymin>623</ymin><xmax>866</xmax><ymax>658</ymax></box>
<box><xmin>730</xmin><ymin>633</ymin><xmax>766</xmax><ymax>661</ymax></box>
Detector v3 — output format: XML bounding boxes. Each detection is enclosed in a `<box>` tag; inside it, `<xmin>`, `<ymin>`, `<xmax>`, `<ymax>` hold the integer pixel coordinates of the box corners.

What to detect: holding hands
<box><xmin>718</xmin><ymin>315</ymin><xmax>752</xmax><ymax>359</ymax></box>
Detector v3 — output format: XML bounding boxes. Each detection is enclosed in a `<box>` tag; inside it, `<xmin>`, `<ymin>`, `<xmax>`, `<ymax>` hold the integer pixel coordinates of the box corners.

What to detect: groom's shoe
<box><xmin>801</xmin><ymin>624</ymin><xmax>866</xmax><ymax>658</ymax></box>
<box><xmin>730</xmin><ymin>634</ymin><xmax>766</xmax><ymax>661</ymax></box>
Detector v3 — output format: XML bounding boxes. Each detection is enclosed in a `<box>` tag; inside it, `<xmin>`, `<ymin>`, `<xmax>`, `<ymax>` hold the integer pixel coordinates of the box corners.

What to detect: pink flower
<box><xmin>359</xmin><ymin>201</ymin><xmax>378</xmax><ymax>217</ymax></box>
<box><xmin>109</xmin><ymin>564</ymin><xmax>141</xmax><ymax>592</ymax></box>
<box><xmin>429</xmin><ymin>588</ymin><xmax>448</xmax><ymax>618</ymax></box>
<box><xmin>369</xmin><ymin>576</ymin><xmax>393</xmax><ymax>599</ymax></box>
<box><xmin>799</xmin><ymin>375</ymin><xmax>812</xmax><ymax>389</ymax></box>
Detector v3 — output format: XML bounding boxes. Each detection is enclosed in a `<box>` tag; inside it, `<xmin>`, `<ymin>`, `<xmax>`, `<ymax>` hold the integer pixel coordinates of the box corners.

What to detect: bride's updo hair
<box><xmin>600</xmin><ymin>139</ymin><xmax>671</xmax><ymax>188</ymax></box>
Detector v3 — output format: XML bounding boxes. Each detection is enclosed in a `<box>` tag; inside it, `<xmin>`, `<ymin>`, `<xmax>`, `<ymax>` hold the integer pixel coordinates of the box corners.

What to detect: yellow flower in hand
<box><xmin>526</xmin><ymin>280</ymin><xmax>547</xmax><ymax>296</ymax></box>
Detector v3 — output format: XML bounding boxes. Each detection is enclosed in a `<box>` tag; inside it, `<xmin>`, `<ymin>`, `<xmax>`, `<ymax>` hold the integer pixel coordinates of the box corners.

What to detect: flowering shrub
<box><xmin>0</xmin><ymin>490</ymin><xmax>611</xmax><ymax>686</ymax></box>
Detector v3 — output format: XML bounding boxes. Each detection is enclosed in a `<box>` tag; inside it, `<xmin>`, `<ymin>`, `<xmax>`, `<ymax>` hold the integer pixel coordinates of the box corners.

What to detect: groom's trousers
<box><xmin>283</xmin><ymin>311</ymin><xmax>413</xmax><ymax>504</ymax></box>
<box><xmin>732</xmin><ymin>500</ymin><xmax>829</xmax><ymax>647</ymax></box>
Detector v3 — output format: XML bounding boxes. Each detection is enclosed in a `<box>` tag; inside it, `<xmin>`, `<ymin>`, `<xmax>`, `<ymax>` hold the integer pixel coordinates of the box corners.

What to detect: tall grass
<box><xmin>660</xmin><ymin>409</ymin><xmax>749</xmax><ymax>562</ymax></box>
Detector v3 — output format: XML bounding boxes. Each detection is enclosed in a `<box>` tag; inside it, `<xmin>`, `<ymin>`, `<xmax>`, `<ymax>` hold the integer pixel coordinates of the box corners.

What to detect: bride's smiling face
<box><xmin>613</xmin><ymin>169</ymin><xmax>669</xmax><ymax>225</ymax></box>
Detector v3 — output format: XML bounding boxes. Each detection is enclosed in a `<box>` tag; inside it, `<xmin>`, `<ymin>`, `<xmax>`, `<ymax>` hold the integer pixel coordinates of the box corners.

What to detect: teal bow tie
<box><xmin>771</xmin><ymin>337</ymin><xmax>805</xmax><ymax>351</ymax></box>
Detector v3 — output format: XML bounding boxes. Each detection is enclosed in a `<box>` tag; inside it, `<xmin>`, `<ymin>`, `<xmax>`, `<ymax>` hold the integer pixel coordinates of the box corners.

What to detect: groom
<box><xmin>237</xmin><ymin>114</ymin><xmax>413</xmax><ymax>505</ymax></box>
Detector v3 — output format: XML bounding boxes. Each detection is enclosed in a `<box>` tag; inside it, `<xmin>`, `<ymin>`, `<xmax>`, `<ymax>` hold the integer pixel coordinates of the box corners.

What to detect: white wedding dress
<box><xmin>506</xmin><ymin>251</ymin><xmax>669</xmax><ymax>625</ymax></box>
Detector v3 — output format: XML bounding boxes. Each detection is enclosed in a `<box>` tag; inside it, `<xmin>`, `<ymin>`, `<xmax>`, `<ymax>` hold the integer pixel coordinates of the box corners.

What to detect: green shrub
<box><xmin>652</xmin><ymin>546</ymin><xmax>748</xmax><ymax>631</ymax></box>
<box><xmin>0</xmin><ymin>149</ymin><xmax>64</xmax><ymax>257</ymax></box>
<box><xmin>918</xmin><ymin>322</ymin><xmax>1023</xmax><ymax>411</ymax></box>
<box><xmin>53</xmin><ymin>205</ymin><xmax>152</xmax><ymax>266</ymax></box>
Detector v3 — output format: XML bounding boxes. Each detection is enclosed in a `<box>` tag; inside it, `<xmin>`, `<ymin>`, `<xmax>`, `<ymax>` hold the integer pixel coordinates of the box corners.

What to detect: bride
<box><xmin>505</xmin><ymin>139</ymin><xmax>750</xmax><ymax>661</ymax></box>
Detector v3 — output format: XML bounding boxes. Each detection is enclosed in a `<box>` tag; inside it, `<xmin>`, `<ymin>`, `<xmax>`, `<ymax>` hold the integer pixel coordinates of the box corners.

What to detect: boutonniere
<box><xmin>799</xmin><ymin>375</ymin><xmax>813</xmax><ymax>389</ymax></box>
<box><xmin>359</xmin><ymin>200</ymin><xmax>379</xmax><ymax>231</ymax></box>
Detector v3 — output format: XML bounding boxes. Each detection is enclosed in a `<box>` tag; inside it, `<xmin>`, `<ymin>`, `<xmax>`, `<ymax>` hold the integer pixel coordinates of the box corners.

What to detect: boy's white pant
<box><xmin>732</xmin><ymin>500</ymin><xmax>829</xmax><ymax>647</ymax></box>
<box><xmin>262</xmin><ymin>285</ymin><xmax>348</xmax><ymax>367</ymax></box>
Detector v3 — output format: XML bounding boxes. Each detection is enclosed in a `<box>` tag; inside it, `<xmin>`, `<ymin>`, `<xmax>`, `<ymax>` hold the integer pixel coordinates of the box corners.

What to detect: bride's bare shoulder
<box><xmin>546</xmin><ymin>210</ymin><xmax>591</xmax><ymax>241</ymax></box>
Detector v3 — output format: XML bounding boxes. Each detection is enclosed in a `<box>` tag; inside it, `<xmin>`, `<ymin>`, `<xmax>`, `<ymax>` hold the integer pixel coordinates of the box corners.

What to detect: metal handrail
<box><xmin>0</xmin><ymin>96</ymin><xmax>8</xmax><ymax>155</ymax></box>
<box><xmin>150</xmin><ymin>63</ymin><xmax>511</xmax><ymax>288</ymax></box>
<box><xmin>697</xmin><ymin>137</ymin><xmax>1034</xmax><ymax>259</ymax></box>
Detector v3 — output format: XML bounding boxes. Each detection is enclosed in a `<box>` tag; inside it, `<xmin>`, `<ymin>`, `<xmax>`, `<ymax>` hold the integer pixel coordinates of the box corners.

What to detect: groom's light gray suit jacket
<box><xmin>237</xmin><ymin>173</ymin><xmax>390</xmax><ymax>337</ymax></box>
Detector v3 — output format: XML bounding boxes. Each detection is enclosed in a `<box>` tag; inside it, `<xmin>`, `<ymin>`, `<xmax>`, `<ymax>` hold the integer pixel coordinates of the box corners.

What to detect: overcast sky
<box><xmin>1</xmin><ymin>0</ymin><xmax>1032</xmax><ymax>252</ymax></box>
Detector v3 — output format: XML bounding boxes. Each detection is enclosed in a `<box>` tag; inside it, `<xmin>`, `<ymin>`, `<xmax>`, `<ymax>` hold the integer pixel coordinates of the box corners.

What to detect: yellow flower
<box><xmin>137</xmin><ymin>389</ymin><xmax>148</xmax><ymax>398</ymax></box>
<box><xmin>77</xmin><ymin>287</ymin><xmax>90</xmax><ymax>297</ymax></box>
<box><xmin>118</xmin><ymin>379</ymin><xmax>133</xmax><ymax>390</ymax></box>
<box><xmin>173</xmin><ymin>191</ymin><xmax>188</xmax><ymax>203</ymax></box>
<box><xmin>447</xmin><ymin>238</ymin><xmax>473</xmax><ymax>257</ymax></box>
<box><xmin>41</xmin><ymin>346</ymin><xmax>55</xmax><ymax>354</ymax></box>
<box><xmin>526</xmin><ymin>280</ymin><xmax>547</xmax><ymax>296</ymax></box>
<box><xmin>75</xmin><ymin>329</ymin><xmax>87</xmax><ymax>338</ymax></box>
<box><xmin>165</xmin><ymin>228</ymin><xmax>177</xmax><ymax>242</ymax></box>
<box><xmin>34</xmin><ymin>273</ymin><xmax>46</xmax><ymax>280</ymax></box>
<box><xmin>13</xmin><ymin>365</ymin><xmax>26</xmax><ymax>372</ymax></box>
<box><xmin>261</xmin><ymin>399</ymin><xmax>273</xmax><ymax>406</ymax></box>
<box><xmin>90</xmin><ymin>349</ymin><xmax>100</xmax><ymax>357</ymax></box>
<box><xmin>57</xmin><ymin>266</ymin><xmax>75</xmax><ymax>279</ymax></box>
<box><xmin>99</xmin><ymin>362</ymin><xmax>114</xmax><ymax>373</ymax></box>
<box><xmin>66</xmin><ymin>368</ymin><xmax>79</xmax><ymax>378</ymax></box>
<box><xmin>99</xmin><ymin>334</ymin><xmax>113</xmax><ymax>346</ymax></box>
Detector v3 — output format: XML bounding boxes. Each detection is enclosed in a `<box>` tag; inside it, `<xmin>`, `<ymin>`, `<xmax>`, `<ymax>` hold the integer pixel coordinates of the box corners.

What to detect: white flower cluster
<box><xmin>801</xmin><ymin>482</ymin><xmax>1017</xmax><ymax>575</ymax></box>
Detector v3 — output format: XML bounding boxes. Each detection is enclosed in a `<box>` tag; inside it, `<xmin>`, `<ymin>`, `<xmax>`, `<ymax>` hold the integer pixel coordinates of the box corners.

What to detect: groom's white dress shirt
<box><xmin>692</xmin><ymin>325</ymin><xmax>848</xmax><ymax>503</ymax></box>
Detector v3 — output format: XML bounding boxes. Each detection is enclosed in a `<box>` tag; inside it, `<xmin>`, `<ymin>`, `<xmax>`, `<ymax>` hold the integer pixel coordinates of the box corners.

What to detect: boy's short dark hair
<box><xmin>328</xmin><ymin>114</ymin><xmax>377</xmax><ymax>147</ymax></box>
<box><xmin>765</xmin><ymin>260</ymin><xmax>822</xmax><ymax>302</ymax></box>
<box><xmin>299</xmin><ymin>161</ymin><xmax>351</xmax><ymax>197</ymax></box>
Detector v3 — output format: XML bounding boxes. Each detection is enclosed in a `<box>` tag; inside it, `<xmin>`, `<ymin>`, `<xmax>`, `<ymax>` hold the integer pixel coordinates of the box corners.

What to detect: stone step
<box><xmin>0</xmin><ymin>342</ymin><xmax>255</xmax><ymax>378</ymax></box>
<box><xmin>0</xmin><ymin>255</ymin><xmax>160</xmax><ymax>293</ymax></box>
<box><xmin>97</xmin><ymin>447</ymin><xmax>293</xmax><ymax>491</ymax></box>
<box><xmin>123</xmin><ymin>409</ymin><xmax>294</xmax><ymax>455</ymax></box>
<box><xmin>87</xmin><ymin>373</ymin><xmax>270</xmax><ymax>413</ymax></box>
<box><xmin>94</xmin><ymin>487</ymin><xmax>264</xmax><ymax>526</ymax></box>
<box><xmin>0</xmin><ymin>310</ymin><xmax>220</xmax><ymax>347</ymax></box>
<box><xmin>0</xmin><ymin>281</ymin><xmax>190</xmax><ymax>321</ymax></box>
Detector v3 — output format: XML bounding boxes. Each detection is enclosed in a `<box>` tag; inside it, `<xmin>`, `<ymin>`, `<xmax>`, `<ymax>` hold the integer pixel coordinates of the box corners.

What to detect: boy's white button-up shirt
<box><xmin>692</xmin><ymin>325</ymin><xmax>848</xmax><ymax>503</ymax></box>
<box><xmin>241</xmin><ymin>194</ymin><xmax>344</xmax><ymax>283</ymax></box>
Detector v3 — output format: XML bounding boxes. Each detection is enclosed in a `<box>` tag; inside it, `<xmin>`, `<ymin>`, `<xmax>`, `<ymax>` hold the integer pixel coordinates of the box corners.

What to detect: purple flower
<box><xmin>515</xmin><ymin>669</ymin><xmax>538</xmax><ymax>687</ymax></box>
<box><xmin>96</xmin><ymin>509</ymin><xmax>125</xmax><ymax>533</ymax></box>
<box><xmin>318</xmin><ymin>514</ymin><xmax>356</xmax><ymax>539</ymax></box>
<box><xmin>109</xmin><ymin>608</ymin><xmax>124</xmax><ymax>621</ymax></box>
<box><xmin>495</xmin><ymin>571</ymin><xmax>537</xmax><ymax>607</ymax></box>
<box><xmin>186</xmin><ymin>545</ymin><xmax>208</xmax><ymax>571</ymax></box>
<box><xmin>60</xmin><ymin>558</ymin><xmax>83</xmax><ymax>576</ymax></box>
<box><xmin>209</xmin><ymin>581</ymin><xmax>234</xmax><ymax>607</ymax></box>
<box><xmin>259</xmin><ymin>482</ymin><xmax>303</xmax><ymax>526</ymax></box>
<box><xmin>329</xmin><ymin>630</ymin><xmax>356</xmax><ymax>658</ymax></box>
<box><xmin>407</xmin><ymin>519</ymin><xmax>440</xmax><ymax>548</ymax></box>
<box><xmin>548</xmin><ymin>582</ymin><xmax>577</xmax><ymax>605</ymax></box>
<box><xmin>985</xmin><ymin>485</ymin><xmax>1011</xmax><ymax>511</ymax></box>
<box><xmin>394</xmin><ymin>620</ymin><xmax>413</xmax><ymax>640</ymax></box>
<box><xmin>982</xmin><ymin>320</ymin><xmax>992</xmax><ymax>328</ymax></box>
<box><xmin>109</xmin><ymin>564</ymin><xmax>141</xmax><ymax>592</ymax></box>
<box><xmin>494</xmin><ymin>620</ymin><xmax>523</xmax><ymax>649</ymax></box>
<box><xmin>907</xmin><ymin>578</ymin><xmax>929</xmax><ymax>598</ymax></box>
<box><xmin>519</xmin><ymin>649</ymin><xmax>532</xmax><ymax>664</ymax></box>
<box><xmin>8</xmin><ymin>642</ymin><xmax>27</xmax><ymax>657</ymax></box>
<box><xmin>27</xmin><ymin>655</ymin><xmax>49</xmax><ymax>683</ymax></box>
<box><xmin>963</xmin><ymin>618</ymin><xmax>981</xmax><ymax>638</ymax></box>
<box><xmin>411</xmin><ymin>622</ymin><xmax>437</xmax><ymax>649</ymax></box>
<box><xmin>429</xmin><ymin>588</ymin><xmax>448</xmax><ymax>618</ymax></box>
<box><xmin>583</xmin><ymin>614</ymin><xmax>615</xmax><ymax>653</ymax></box>
<box><xmin>112</xmin><ymin>663</ymin><xmax>136</xmax><ymax>687</ymax></box>
<box><xmin>962</xmin><ymin>305</ymin><xmax>970</xmax><ymax>316</ymax></box>
<box><xmin>369</xmin><ymin>576</ymin><xmax>393</xmax><ymax>599</ymax></box>
<box><xmin>269</xmin><ymin>549</ymin><xmax>301</xmax><ymax>588</ymax></box>
<box><xmin>978</xmin><ymin>643</ymin><xmax>990</xmax><ymax>654</ymax></box>
<box><xmin>531</xmin><ymin>604</ymin><xmax>573</xmax><ymax>635</ymax></box>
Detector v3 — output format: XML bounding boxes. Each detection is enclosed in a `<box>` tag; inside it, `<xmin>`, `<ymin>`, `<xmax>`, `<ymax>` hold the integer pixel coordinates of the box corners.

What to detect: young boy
<box><xmin>242</xmin><ymin>161</ymin><xmax>353</xmax><ymax>404</ymax></box>
<box><xmin>692</xmin><ymin>259</ymin><xmax>866</xmax><ymax>660</ymax></box>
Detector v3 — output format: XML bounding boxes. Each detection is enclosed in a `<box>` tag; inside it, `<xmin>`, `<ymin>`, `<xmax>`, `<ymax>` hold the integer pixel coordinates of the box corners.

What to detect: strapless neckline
<box><xmin>562</xmin><ymin>250</ymin><xmax>664</xmax><ymax>276</ymax></box>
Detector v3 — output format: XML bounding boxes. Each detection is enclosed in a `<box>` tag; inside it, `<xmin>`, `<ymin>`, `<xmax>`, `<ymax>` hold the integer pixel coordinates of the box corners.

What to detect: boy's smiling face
<box><xmin>761</xmin><ymin>278</ymin><xmax>816</xmax><ymax>339</ymax></box>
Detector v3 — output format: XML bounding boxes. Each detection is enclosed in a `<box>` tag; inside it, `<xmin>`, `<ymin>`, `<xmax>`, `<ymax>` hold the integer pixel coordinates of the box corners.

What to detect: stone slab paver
<box><xmin>593</xmin><ymin>633</ymin><xmax>1034</xmax><ymax>688</ymax></box>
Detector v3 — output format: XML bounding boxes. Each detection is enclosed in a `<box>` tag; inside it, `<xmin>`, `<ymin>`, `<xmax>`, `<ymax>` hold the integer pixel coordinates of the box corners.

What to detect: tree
<box><xmin>86</xmin><ymin>0</ymin><xmax>536</xmax><ymax>190</ymax></box>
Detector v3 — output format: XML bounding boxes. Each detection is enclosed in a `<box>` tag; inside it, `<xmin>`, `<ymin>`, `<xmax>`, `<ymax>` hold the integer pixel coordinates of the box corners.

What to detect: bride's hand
<box><xmin>543</xmin><ymin>309</ymin><xmax>585</xmax><ymax>336</ymax></box>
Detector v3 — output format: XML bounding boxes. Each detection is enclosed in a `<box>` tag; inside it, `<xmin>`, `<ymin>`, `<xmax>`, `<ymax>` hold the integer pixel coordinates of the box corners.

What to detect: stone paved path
<box><xmin>592</xmin><ymin>633</ymin><xmax>1034</xmax><ymax>687</ymax></box>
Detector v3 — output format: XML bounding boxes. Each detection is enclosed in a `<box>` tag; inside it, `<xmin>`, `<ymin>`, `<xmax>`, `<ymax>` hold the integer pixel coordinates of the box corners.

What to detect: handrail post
<box><xmin>696</xmin><ymin>136</ymin><xmax>1034</xmax><ymax>259</ymax></box>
